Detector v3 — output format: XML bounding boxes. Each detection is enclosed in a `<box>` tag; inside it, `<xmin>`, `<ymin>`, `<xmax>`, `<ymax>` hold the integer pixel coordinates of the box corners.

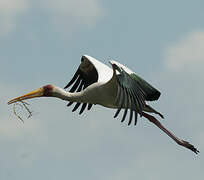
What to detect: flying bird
<box><xmin>8</xmin><ymin>55</ymin><xmax>199</xmax><ymax>154</ymax></box>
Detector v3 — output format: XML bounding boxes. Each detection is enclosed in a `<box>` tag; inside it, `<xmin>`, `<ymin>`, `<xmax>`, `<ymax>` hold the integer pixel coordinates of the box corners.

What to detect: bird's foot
<box><xmin>180</xmin><ymin>140</ymin><xmax>199</xmax><ymax>154</ymax></box>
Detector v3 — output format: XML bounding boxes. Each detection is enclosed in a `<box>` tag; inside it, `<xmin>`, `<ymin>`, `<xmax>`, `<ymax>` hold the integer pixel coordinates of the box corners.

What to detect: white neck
<box><xmin>52</xmin><ymin>87</ymin><xmax>85</xmax><ymax>103</ymax></box>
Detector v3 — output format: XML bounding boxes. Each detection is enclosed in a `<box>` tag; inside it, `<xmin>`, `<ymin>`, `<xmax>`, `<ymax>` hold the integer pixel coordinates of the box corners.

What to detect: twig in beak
<box><xmin>12</xmin><ymin>101</ymin><xmax>33</xmax><ymax>123</ymax></box>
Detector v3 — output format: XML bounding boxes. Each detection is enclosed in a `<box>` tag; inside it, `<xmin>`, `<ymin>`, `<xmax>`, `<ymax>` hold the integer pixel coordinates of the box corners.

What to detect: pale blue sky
<box><xmin>0</xmin><ymin>0</ymin><xmax>204</xmax><ymax>180</ymax></box>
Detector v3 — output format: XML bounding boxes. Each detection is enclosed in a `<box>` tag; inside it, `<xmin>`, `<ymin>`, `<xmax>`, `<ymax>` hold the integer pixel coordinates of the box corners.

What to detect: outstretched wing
<box><xmin>64</xmin><ymin>56</ymin><xmax>98</xmax><ymax>114</ymax></box>
<box><xmin>111</xmin><ymin>62</ymin><xmax>161</xmax><ymax>126</ymax></box>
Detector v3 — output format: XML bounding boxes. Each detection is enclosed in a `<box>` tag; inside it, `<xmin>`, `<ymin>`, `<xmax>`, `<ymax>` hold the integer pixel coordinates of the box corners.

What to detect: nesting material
<box><xmin>13</xmin><ymin>101</ymin><xmax>33</xmax><ymax>123</ymax></box>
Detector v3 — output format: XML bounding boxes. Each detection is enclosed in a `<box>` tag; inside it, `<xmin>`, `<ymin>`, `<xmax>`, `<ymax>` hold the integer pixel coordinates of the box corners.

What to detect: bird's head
<box><xmin>7</xmin><ymin>84</ymin><xmax>55</xmax><ymax>105</ymax></box>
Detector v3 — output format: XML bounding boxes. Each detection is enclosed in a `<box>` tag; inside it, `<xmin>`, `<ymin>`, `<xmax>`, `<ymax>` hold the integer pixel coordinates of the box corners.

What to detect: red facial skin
<box><xmin>43</xmin><ymin>84</ymin><xmax>54</xmax><ymax>96</ymax></box>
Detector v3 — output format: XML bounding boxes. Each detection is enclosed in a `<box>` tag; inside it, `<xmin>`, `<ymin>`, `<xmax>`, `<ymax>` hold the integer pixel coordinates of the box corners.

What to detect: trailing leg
<box><xmin>142</xmin><ymin>112</ymin><xmax>199</xmax><ymax>154</ymax></box>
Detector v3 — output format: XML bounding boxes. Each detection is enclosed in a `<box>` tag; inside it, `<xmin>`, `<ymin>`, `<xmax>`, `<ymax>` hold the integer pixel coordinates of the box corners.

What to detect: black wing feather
<box><xmin>67</xmin><ymin>78</ymin><xmax>83</xmax><ymax>107</ymax></box>
<box><xmin>87</xmin><ymin>104</ymin><xmax>93</xmax><ymax>110</ymax></box>
<box><xmin>67</xmin><ymin>101</ymin><xmax>73</xmax><ymax>107</ymax></box>
<box><xmin>128</xmin><ymin>109</ymin><xmax>133</xmax><ymax>126</ymax></box>
<box><xmin>134</xmin><ymin>111</ymin><xmax>138</xmax><ymax>126</ymax></box>
<box><xmin>115</xmin><ymin>83</ymin><xmax>121</xmax><ymax>105</ymax></box>
<box><xmin>79</xmin><ymin>103</ymin><xmax>87</xmax><ymax>115</ymax></box>
<box><xmin>114</xmin><ymin>86</ymin><xmax>125</xmax><ymax>118</ymax></box>
<box><xmin>128</xmin><ymin>89</ymin><xmax>139</xmax><ymax>125</ymax></box>
<box><xmin>64</xmin><ymin>56</ymin><xmax>98</xmax><ymax>114</ymax></box>
<box><xmin>121</xmin><ymin>89</ymin><xmax>129</xmax><ymax>122</ymax></box>
<box><xmin>69</xmin><ymin>75</ymin><xmax>81</xmax><ymax>92</ymax></box>
<box><xmin>112</xmin><ymin>64</ymin><xmax>147</xmax><ymax>125</ymax></box>
<box><xmin>72</xmin><ymin>103</ymin><xmax>81</xmax><ymax>112</ymax></box>
<box><xmin>64</xmin><ymin>69</ymin><xmax>79</xmax><ymax>89</ymax></box>
<box><xmin>127</xmin><ymin>90</ymin><xmax>135</xmax><ymax>125</ymax></box>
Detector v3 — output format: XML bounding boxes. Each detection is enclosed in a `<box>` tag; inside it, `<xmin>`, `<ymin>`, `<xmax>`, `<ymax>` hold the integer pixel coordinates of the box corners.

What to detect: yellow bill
<box><xmin>8</xmin><ymin>88</ymin><xmax>44</xmax><ymax>105</ymax></box>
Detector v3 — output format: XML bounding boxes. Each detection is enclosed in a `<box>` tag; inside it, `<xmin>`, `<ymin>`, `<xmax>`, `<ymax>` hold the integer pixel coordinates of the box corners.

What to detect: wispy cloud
<box><xmin>40</xmin><ymin>0</ymin><xmax>104</xmax><ymax>34</ymax></box>
<box><xmin>0</xmin><ymin>0</ymin><xmax>28</xmax><ymax>36</ymax></box>
<box><xmin>0</xmin><ymin>0</ymin><xmax>104</xmax><ymax>37</ymax></box>
<box><xmin>164</xmin><ymin>31</ymin><xmax>204</xmax><ymax>72</ymax></box>
<box><xmin>41</xmin><ymin>0</ymin><xmax>103</xmax><ymax>25</ymax></box>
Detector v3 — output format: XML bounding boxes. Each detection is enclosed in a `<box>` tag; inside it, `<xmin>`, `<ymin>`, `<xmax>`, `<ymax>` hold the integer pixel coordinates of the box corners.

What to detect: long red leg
<box><xmin>142</xmin><ymin>112</ymin><xmax>199</xmax><ymax>154</ymax></box>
